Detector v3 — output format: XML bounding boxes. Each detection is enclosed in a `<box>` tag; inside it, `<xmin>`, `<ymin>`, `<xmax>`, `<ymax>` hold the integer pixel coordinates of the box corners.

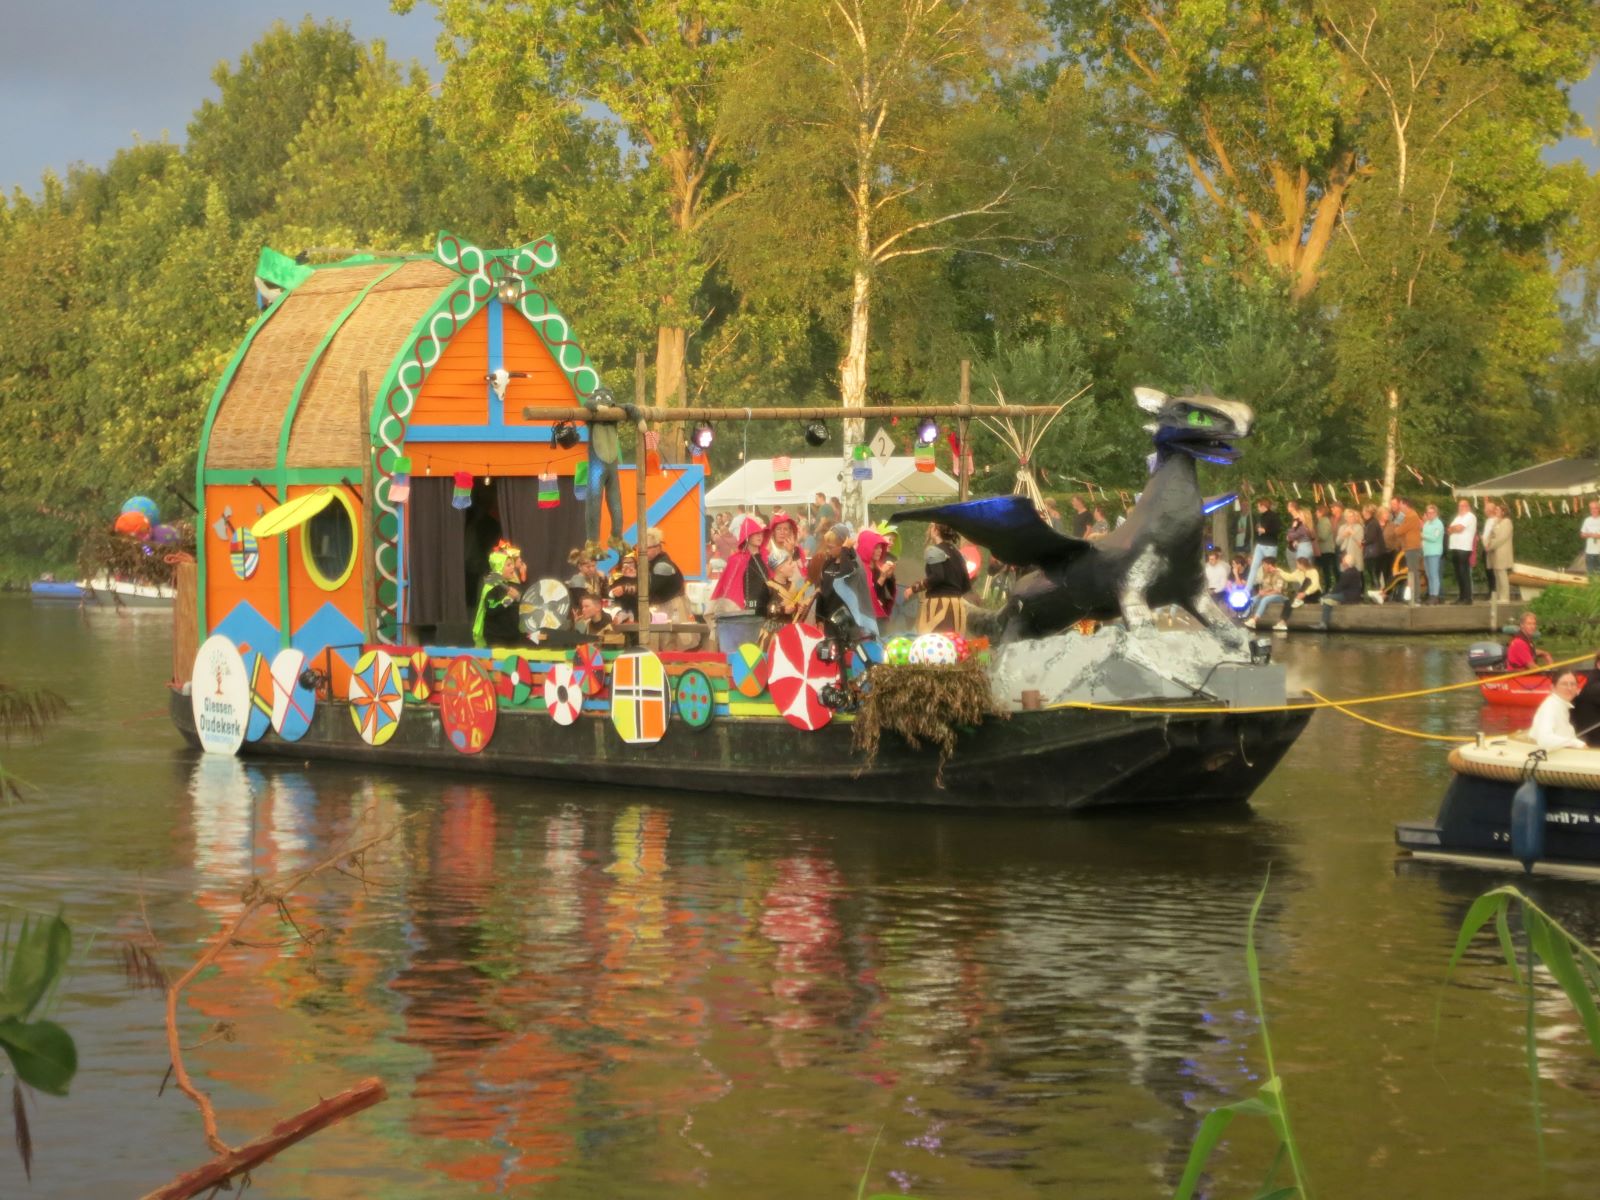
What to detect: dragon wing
<box><xmin>890</xmin><ymin>496</ymin><xmax>1091</xmax><ymax>568</ymax></box>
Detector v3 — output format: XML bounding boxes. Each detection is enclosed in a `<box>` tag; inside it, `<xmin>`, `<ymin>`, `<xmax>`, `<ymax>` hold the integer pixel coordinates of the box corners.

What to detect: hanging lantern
<box><xmin>773</xmin><ymin>455</ymin><xmax>792</xmax><ymax>492</ymax></box>
<box><xmin>452</xmin><ymin>471</ymin><xmax>473</xmax><ymax>509</ymax></box>
<box><xmin>389</xmin><ymin>455</ymin><xmax>412</xmax><ymax>505</ymax></box>
<box><xmin>538</xmin><ymin>472</ymin><xmax>560</xmax><ymax>508</ymax></box>
<box><xmin>573</xmin><ymin>458</ymin><xmax>590</xmax><ymax>502</ymax></box>
<box><xmin>644</xmin><ymin>430</ymin><xmax>663</xmax><ymax>477</ymax></box>
<box><xmin>914</xmin><ymin>442</ymin><xmax>936</xmax><ymax>474</ymax></box>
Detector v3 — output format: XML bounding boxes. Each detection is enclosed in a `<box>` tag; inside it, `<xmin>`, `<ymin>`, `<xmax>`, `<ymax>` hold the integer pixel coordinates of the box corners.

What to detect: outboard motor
<box><xmin>1468</xmin><ymin>641</ymin><xmax>1506</xmax><ymax>672</ymax></box>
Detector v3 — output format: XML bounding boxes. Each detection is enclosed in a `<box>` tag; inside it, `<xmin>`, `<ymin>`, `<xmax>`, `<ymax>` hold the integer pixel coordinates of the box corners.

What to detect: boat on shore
<box><xmin>1397</xmin><ymin>737</ymin><xmax>1600</xmax><ymax>877</ymax></box>
<box><xmin>32</xmin><ymin>574</ymin><xmax>176</xmax><ymax>606</ymax></box>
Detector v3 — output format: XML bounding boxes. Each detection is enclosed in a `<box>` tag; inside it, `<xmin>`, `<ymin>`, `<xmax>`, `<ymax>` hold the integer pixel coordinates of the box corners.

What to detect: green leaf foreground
<box><xmin>1173</xmin><ymin>873</ymin><xmax>1308</xmax><ymax>1200</ymax></box>
<box><xmin>1440</xmin><ymin>886</ymin><xmax>1600</xmax><ymax>1157</ymax></box>
<box><xmin>0</xmin><ymin>914</ymin><xmax>77</xmax><ymax>1099</ymax></box>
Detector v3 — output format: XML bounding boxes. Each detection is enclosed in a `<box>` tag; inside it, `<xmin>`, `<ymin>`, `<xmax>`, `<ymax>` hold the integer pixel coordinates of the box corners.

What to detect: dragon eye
<box><xmin>1187</xmin><ymin>410</ymin><xmax>1214</xmax><ymax>427</ymax></box>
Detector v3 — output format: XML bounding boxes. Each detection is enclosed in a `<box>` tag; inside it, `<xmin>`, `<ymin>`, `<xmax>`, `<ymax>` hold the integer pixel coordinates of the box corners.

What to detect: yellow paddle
<box><xmin>252</xmin><ymin>487</ymin><xmax>338</xmax><ymax>538</ymax></box>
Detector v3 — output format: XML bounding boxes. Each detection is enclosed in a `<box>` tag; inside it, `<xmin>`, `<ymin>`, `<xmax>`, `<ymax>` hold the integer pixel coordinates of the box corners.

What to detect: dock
<box><xmin>1280</xmin><ymin>599</ymin><xmax>1510</xmax><ymax>636</ymax></box>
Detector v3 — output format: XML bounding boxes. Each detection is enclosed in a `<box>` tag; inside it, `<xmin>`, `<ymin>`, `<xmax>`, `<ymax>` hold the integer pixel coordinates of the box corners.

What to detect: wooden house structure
<box><xmin>193</xmin><ymin>232</ymin><xmax>706</xmax><ymax>690</ymax></box>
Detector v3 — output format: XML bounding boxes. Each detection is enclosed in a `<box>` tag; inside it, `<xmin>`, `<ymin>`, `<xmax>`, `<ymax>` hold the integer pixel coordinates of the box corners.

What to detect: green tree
<box><xmin>401</xmin><ymin>0</ymin><xmax>745</xmax><ymax>452</ymax></box>
<box><xmin>186</xmin><ymin>18</ymin><xmax>366</xmax><ymax>220</ymax></box>
<box><xmin>714</xmin><ymin>0</ymin><xmax>1133</xmax><ymax>521</ymax></box>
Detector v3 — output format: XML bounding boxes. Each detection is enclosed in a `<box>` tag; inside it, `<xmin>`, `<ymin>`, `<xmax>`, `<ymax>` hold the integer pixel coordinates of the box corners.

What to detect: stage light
<box><xmin>804</xmin><ymin>420</ymin><xmax>829</xmax><ymax>447</ymax></box>
<box><xmin>916</xmin><ymin>417</ymin><xmax>939</xmax><ymax>445</ymax></box>
<box><xmin>692</xmin><ymin>422</ymin><xmax>714</xmax><ymax>450</ymax></box>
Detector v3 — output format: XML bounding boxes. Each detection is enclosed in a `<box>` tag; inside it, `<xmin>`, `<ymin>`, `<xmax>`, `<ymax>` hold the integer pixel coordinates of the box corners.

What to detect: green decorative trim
<box><xmin>204</xmin><ymin>468</ymin><xmax>356</xmax><ymax>485</ymax></box>
<box><xmin>273</xmin><ymin>262</ymin><xmax>403</xmax><ymax>649</ymax></box>
<box><xmin>194</xmin><ymin>289</ymin><xmax>295</xmax><ymax>634</ymax></box>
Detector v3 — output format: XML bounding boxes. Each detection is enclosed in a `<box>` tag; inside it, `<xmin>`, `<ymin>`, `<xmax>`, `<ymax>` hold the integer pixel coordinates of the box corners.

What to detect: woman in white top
<box><xmin>1529</xmin><ymin>670</ymin><xmax>1588</xmax><ymax>750</ymax></box>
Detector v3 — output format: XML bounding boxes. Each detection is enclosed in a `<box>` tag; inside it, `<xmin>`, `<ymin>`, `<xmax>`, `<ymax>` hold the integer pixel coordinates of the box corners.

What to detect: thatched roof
<box><xmin>206</xmin><ymin>259</ymin><xmax>457</xmax><ymax>471</ymax></box>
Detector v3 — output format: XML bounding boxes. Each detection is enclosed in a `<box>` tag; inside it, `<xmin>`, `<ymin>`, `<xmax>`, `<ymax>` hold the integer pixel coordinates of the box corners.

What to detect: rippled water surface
<box><xmin>3</xmin><ymin>596</ymin><xmax>1600</xmax><ymax>1198</ymax></box>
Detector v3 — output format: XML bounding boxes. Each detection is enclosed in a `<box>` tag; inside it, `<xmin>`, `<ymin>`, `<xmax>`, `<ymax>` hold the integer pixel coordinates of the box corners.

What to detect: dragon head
<box><xmin>1135</xmin><ymin>388</ymin><xmax>1254</xmax><ymax>466</ymax></box>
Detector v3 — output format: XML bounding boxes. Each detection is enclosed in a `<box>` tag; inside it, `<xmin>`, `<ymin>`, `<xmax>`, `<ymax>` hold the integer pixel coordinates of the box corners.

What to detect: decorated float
<box><xmin>168</xmin><ymin>232</ymin><xmax>1310</xmax><ymax>810</ymax></box>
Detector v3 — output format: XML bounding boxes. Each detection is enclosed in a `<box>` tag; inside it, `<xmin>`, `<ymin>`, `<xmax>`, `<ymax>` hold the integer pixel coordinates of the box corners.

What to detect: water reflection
<box><xmin>8</xmin><ymin>598</ymin><xmax>1600</xmax><ymax>1198</ymax></box>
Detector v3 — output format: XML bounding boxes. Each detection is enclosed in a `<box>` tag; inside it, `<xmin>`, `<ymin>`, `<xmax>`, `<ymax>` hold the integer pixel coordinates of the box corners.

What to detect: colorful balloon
<box><xmin>120</xmin><ymin>496</ymin><xmax>159</xmax><ymax>523</ymax></box>
<box><xmin>113</xmin><ymin>510</ymin><xmax>151</xmax><ymax>539</ymax></box>
<box><xmin>884</xmin><ymin>636</ymin><xmax>915</xmax><ymax>666</ymax></box>
<box><xmin>909</xmin><ymin>633</ymin><xmax>958</xmax><ymax>665</ymax></box>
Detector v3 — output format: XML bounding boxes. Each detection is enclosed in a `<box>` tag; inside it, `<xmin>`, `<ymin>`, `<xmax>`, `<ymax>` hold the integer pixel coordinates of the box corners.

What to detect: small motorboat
<box><xmin>30</xmin><ymin>579</ymin><xmax>86</xmax><ymax>600</ymax></box>
<box><xmin>30</xmin><ymin>575</ymin><xmax>175</xmax><ymax>606</ymax></box>
<box><xmin>1398</xmin><ymin>736</ymin><xmax>1600</xmax><ymax>877</ymax></box>
<box><xmin>1468</xmin><ymin>640</ymin><xmax>1569</xmax><ymax>708</ymax></box>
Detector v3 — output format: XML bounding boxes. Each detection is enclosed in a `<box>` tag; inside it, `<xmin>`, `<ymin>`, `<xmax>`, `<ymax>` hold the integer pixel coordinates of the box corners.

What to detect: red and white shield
<box><xmin>766</xmin><ymin>623</ymin><xmax>839</xmax><ymax>732</ymax></box>
<box><xmin>544</xmin><ymin>662</ymin><xmax>584</xmax><ymax>726</ymax></box>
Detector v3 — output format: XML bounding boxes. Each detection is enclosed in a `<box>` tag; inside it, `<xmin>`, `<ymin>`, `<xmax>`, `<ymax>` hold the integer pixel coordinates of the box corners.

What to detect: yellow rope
<box><xmin>1044</xmin><ymin>651</ymin><xmax>1594</xmax><ymax>716</ymax></box>
<box><xmin>1306</xmin><ymin>689</ymin><xmax>1472</xmax><ymax>743</ymax></box>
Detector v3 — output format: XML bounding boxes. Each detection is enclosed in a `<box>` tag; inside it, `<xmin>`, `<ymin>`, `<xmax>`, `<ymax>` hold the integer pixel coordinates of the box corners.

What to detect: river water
<box><xmin>2</xmin><ymin>595</ymin><xmax>1598</xmax><ymax>1198</ymax></box>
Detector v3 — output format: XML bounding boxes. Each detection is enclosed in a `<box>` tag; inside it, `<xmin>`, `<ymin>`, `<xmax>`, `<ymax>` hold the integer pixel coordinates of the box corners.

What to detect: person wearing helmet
<box><xmin>472</xmin><ymin>540</ymin><xmax>525</xmax><ymax>646</ymax></box>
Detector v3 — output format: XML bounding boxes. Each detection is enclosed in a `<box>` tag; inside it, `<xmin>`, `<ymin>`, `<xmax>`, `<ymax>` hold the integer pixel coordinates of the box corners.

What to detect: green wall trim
<box><xmin>193</xmin><ymin>289</ymin><xmax>295</xmax><ymax>635</ymax></box>
<box><xmin>204</xmin><ymin>468</ymin><xmax>357</xmax><ymax>485</ymax></box>
<box><xmin>272</xmin><ymin>262</ymin><xmax>404</xmax><ymax>649</ymax></box>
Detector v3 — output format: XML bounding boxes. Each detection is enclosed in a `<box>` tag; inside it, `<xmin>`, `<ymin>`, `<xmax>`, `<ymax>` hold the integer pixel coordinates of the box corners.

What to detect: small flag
<box><xmin>573</xmin><ymin>459</ymin><xmax>589</xmax><ymax>501</ymax></box>
<box><xmin>538</xmin><ymin>472</ymin><xmax>559</xmax><ymax>508</ymax></box>
<box><xmin>773</xmin><ymin>455</ymin><xmax>792</xmax><ymax>492</ymax></box>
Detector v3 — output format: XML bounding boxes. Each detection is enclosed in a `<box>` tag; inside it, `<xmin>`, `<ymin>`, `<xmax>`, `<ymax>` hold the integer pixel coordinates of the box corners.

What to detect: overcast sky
<box><xmin>2</xmin><ymin>2</ymin><xmax>1596</xmax><ymax>196</ymax></box>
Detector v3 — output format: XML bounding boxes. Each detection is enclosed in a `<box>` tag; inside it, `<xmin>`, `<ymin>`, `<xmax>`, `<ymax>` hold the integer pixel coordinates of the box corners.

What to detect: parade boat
<box><xmin>1466</xmin><ymin>641</ymin><xmax>1590</xmax><ymax>709</ymax></box>
<box><xmin>1397</xmin><ymin>737</ymin><xmax>1600</xmax><ymax>877</ymax></box>
<box><xmin>167</xmin><ymin>232</ymin><xmax>1310</xmax><ymax>811</ymax></box>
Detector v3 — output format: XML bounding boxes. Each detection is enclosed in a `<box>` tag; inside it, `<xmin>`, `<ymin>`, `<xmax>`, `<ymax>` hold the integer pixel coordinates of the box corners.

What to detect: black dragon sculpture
<box><xmin>892</xmin><ymin>388</ymin><xmax>1252</xmax><ymax>651</ymax></box>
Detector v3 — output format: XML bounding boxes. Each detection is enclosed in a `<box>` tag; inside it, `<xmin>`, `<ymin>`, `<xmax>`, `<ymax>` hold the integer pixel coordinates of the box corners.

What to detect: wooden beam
<box><xmin>524</xmin><ymin>403</ymin><xmax>1063</xmax><ymax>423</ymax></box>
<box><xmin>636</xmin><ymin>416</ymin><xmax>650</xmax><ymax>639</ymax></box>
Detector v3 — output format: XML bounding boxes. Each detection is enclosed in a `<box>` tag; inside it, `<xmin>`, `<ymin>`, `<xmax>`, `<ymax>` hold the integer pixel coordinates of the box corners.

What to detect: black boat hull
<box><xmin>169</xmin><ymin>689</ymin><xmax>1310</xmax><ymax>811</ymax></box>
<box><xmin>1398</xmin><ymin>772</ymin><xmax>1600</xmax><ymax>875</ymax></box>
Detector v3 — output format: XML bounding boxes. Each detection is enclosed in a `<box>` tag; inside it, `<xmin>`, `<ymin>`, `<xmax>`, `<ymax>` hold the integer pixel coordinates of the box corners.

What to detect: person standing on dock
<box><xmin>1483</xmin><ymin>501</ymin><xmax>1514</xmax><ymax>603</ymax></box>
<box><xmin>1581</xmin><ymin>500</ymin><xmax>1600</xmax><ymax>576</ymax></box>
<box><xmin>1315</xmin><ymin>505</ymin><xmax>1337</xmax><ymax>591</ymax></box>
<box><xmin>1421</xmin><ymin>504</ymin><xmax>1445</xmax><ymax>604</ymax></box>
<box><xmin>1447</xmin><ymin>500</ymin><xmax>1478</xmax><ymax>604</ymax></box>
<box><xmin>1248</xmin><ymin>497</ymin><xmax>1280</xmax><ymax>588</ymax></box>
<box><xmin>1385</xmin><ymin>497</ymin><xmax>1424</xmax><ymax>605</ymax></box>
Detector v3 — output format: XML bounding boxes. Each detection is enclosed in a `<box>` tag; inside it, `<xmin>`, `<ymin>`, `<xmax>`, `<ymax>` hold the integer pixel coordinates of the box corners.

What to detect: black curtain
<box><xmin>407</xmin><ymin>476</ymin><xmax>469</xmax><ymax>627</ymax></box>
<box><xmin>500</xmin><ymin>475</ymin><xmax>586</xmax><ymax>583</ymax></box>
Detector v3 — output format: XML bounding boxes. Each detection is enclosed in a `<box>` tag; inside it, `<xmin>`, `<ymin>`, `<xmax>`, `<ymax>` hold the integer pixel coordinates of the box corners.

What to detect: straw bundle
<box><xmin>852</xmin><ymin>658</ymin><xmax>1007</xmax><ymax>785</ymax></box>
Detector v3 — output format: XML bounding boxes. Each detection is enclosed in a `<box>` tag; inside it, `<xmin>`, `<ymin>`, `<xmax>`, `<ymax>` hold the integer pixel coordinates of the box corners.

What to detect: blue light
<box><xmin>1226</xmin><ymin>587</ymin><xmax>1251</xmax><ymax>612</ymax></box>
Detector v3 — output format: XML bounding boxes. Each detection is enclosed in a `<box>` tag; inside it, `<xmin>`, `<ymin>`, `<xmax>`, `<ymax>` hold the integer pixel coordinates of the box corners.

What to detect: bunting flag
<box><xmin>773</xmin><ymin>455</ymin><xmax>792</xmax><ymax>492</ymax></box>
<box><xmin>538</xmin><ymin>471</ymin><xmax>560</xmax><ymax>508</ymax></box>
<box><xmin>452</xmin><ymin>470</ymin><xmax>473</xmax><ymax>509</ymax></box>
<box><xmin>573</xmin><ymin>458</ymin><xmax>589</xmax><ymax>501</ymax></box>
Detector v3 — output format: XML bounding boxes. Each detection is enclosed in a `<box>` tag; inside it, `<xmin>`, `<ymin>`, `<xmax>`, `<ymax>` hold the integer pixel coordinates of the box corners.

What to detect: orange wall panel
<box><xmin>609</xmin><ymin>467</ymin><xmax>706</xmax><ymax>577</ymax></box>
<box><xmin>204</xmin><ymin>485</ymin><xmax>283</xmax><ymax>645</ymax></box>
<box><xmin>405</xmin><ymin>442</ymin><xmax>587</xmax><ymax>479</ymax></box>
<box><xmin>411</xmin><ymin>308</ymin><xmax>490</xmax><ymax>426</ymax></box>
<box><xmin>501</xmin><ymin>308</ymin><xmax>582</xmax><ymax>425</ymax></box>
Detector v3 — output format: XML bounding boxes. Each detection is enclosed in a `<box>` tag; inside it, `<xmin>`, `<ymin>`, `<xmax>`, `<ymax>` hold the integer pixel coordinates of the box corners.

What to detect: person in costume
<box><xmin>581</xmin><ymin>386</ymin><xmax>631</xmax><ymax>543</ymax></box>
<box><xmin>767</xmin><ymin>510</ymin><xmax>806</xmax><ymax>573</ymax></box>
<box><xmin>908</xmin><ymin>522</ymin><xmax>971</xmax><ymax>634</ymax></box>
<box><xmin>807</xmin><ymin>527</ymin><xmax>860</xmax><ymax>632</ymax></box>
<box><xmin>575</xmin><ymin>592</ymin><xmax>614</xmax><ymax>637</ymax></box>
<box><xmin>854</xmin><ymin>527</ymin><xmax>897</xmax><ymax>624</ymax></box>
<box><xmin>565</xmin><ymin>542</ymin><xmax>607</xmax><ymax>604</ymax></box>
<box><xmin>710</xmin><ymin>514</ymin><xmax>770</xmax><ymax>653</ymax></box>
<box><xmin>607</xmin><ymin>553</ymin><xmax>640</xmax><ymax>609</ymax></box>
<box><xmin>644</xmin><ymin>526</ymin><xmax>701</xmax><ymax>650</ymax></box>
<box><xmin>472</xmin><ymin>540</ymin><xmax>526</xmax><ymax>647</ymax></box>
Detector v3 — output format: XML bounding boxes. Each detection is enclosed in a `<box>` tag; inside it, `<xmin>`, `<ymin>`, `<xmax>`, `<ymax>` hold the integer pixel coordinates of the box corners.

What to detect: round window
<box><xmin>301</xmin><ymin>490</ymin><xmax>357</xmax><ymax>590</ymax></box>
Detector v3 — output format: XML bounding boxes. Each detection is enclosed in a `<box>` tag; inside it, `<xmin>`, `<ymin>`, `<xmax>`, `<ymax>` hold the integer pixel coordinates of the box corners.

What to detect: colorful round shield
<box><xmin>406</xmin><ymin>650</ymin><xmax>432</xmax><ymax>701</ymax></box>
<box><xmin>348</xmin><ymin>650</ymin><xmax>403</xmax><ymax>746</ymax></box>
<box><xmin>909</xmin><ymin>633</ymin><xmax>958</xmax><ymax>665</ymax></box>
<box><xmin>268</xmin><ymin>648</ymin><xmax>316</xmax><ymax>742</ymax></box>
<box><xmin>494</xmin><ymin>656</ymin><xmax>534</xmax><ymax>705</ymax></box>
<box><xmin>848</xmin><ymin>639</ymin><xmax>884</xmax><ymax>680</ymax></box>
<box><xmin>519</xmin><ymin>577</ymin><xmax>571</xmax><ymax>633</ymax></box>
<box><xmin>572</xmin><ymin>643</ymin><xmax>607</xmax><ymax>697</ymax></box>
<box><xmin>609</xmin><ymin>650</ymin><xmax>669</xmax><ymax>745</ymax></box>
<box><xmin>242</xmin><ymin>650</ymin><xmax>273</xmax><ymax>742</ymax></box>
<box><xmin>440</xmin><ymin>657</ymin><xmax>497</xmax><ymax>754</ymax></box>
<box><xmin>191</xmin><ymin>635</ymin><xmax>249</xmax><ymax>756</ymax></box>
<box><xmin>543</xmin><ymin>662</ymin><xmax>584</xmax><ymax>726</ymax></box>
<box><xmin>766</xmin><ymin>623</ymin><xmax>839</xmax><ymax>732</ymax></box>
<box><xmin>674</xmin><ymin>668</ymin><xmax>715</xmax><ymax>729</ymax></box>
<box><xmin>884</xmin><ymin>636</ymin><xmax>914</xmax><ymax>666</ymax></box>
<box><xmin>730</xmin><ymin>643</ymin><xmax>768</xmax><ymax>698</ymax></box>
<box><xmin>229</xmin><ymin>529</ymin><xmax>259</xmax><ymax>580</ymax></box>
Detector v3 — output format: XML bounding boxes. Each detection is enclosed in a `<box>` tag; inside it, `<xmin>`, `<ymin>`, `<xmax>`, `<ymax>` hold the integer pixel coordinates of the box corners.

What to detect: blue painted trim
<box><xmin>618</xmin><ymin>464</ymin><xmax>707</xmax><ymax>548</ymax></box>
<box><xmin>396</xmin><ymin>498</ymin><xmax>408</xmax><ymax>626</ymax></box>
<box><xmin>406</xmin><ymin>424</ymin><xmax>588</xmax><ymax>444</ymax></box>
<box><xmin>486</xmin><ymin>300</ymin><xmax>505</xmax><ymax>425</ymax></box>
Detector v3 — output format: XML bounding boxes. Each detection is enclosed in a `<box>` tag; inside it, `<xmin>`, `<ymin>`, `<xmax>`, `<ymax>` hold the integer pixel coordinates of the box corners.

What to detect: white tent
<box><xmin>704</xmin><ymin>456</ymin><xmax>959</xmax><ymax>510</ymax></box>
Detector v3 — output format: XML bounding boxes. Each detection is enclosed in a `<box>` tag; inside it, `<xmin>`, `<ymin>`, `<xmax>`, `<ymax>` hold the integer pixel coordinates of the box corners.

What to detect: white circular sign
<box><xmin>191</xmin><ymin>634</ymin><xmax>250</xmax><ymax>755</ymax></box>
